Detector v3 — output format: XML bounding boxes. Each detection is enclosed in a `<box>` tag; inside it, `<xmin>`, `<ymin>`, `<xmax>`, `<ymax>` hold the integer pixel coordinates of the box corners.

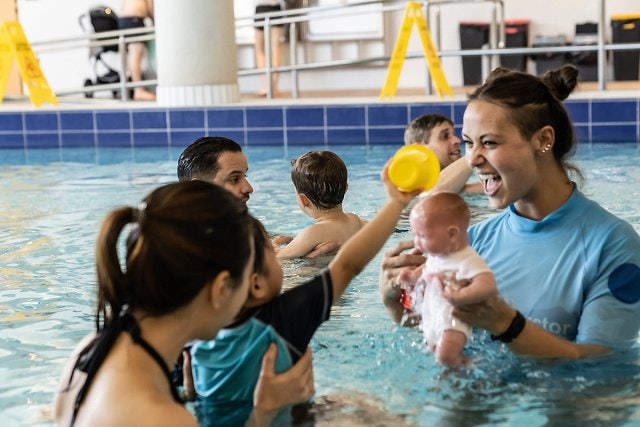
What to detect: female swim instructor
<box><xmin>54</xmin><ymin>181</ymin><xmax>314</xmax><ymax>426</ymax></box>
<box><xmin>380</xmin><ymin>65</ymin><xmax>640</xmax><ymax>358</ymax></box>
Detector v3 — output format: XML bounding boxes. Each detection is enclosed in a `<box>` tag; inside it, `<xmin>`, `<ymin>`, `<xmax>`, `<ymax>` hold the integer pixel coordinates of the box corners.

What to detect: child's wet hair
<box><xmin>290</xmin><ymin>150</ymin><xmax>348</xmax><ymax>210</ymax></box>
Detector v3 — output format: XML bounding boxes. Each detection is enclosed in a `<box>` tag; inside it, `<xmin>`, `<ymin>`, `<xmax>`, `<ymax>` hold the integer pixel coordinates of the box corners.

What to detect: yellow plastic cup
<box><xmin>388</xmin><ymin>144</ymin><xmax>441</xmax><ymax>192</ymax></box>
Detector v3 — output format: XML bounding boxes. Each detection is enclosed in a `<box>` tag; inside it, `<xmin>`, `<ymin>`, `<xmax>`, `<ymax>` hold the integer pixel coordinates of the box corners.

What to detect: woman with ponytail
<box><xmin>380</xmin><ymin>65</ymin><xmax>640</xmax><ymax>359</ymax></box>
<box><xmin>54</xmin><ymin>181</ymin><xmax>314</xmax><ymax>426</ymax></box>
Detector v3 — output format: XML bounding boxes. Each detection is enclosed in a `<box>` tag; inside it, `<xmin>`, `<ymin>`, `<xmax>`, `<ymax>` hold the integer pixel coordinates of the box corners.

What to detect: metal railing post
<box><xmin>118</xmin><ymin>34</ymin><xmax>129</xmax><ymax>101</ymax></box>
<box><xmin>290</xmin><ymin>22</ymin><xmax>299</xmax><ymax>99</ymax></box>
<box><xmin>497</xmin><ymin>0</ymin><xmax>505</xmax><ymax>49</ymax></box>
<box><xmin>598</xmin><ymin>0</ymin><xmax>607</xmax><ymax>90</ymax></box>
<box><xmin>486</xmin><ymin>2</ymin><xmax>497</xmax><ymax>80</ymax></box>
<box><xmin>264</xmin><ymin>17</ymin><xmax>273</xmax><ymax>98</ymax></box>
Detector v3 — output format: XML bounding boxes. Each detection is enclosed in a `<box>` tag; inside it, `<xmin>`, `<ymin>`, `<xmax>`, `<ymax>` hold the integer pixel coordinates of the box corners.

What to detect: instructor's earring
<box><xmin>539</xmin><ymin>144</ymin><xmax>551</xmax><ymax>155</ymax></box>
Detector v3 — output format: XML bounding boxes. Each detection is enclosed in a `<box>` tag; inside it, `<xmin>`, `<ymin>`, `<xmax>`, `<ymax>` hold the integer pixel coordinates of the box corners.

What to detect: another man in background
<box><xmin>405</xmin><ymin>113</ymin><xmax>481</xmax><ymax>193</ymax></box>
<box><xmin>177</xmin><ymin>136</ymin><xmax>254</xmax><ymax>206</ymax></box>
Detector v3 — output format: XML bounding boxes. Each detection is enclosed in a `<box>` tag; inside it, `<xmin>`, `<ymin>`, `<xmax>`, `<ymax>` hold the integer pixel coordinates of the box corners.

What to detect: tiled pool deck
<box><xmin>0</xmin><ymin>91</ymin><xmax>639</xmax><ymax>153</ymax></box>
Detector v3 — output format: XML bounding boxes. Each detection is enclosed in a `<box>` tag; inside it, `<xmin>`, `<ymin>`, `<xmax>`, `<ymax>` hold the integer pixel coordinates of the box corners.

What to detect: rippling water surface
<box><xmin>1</xmin><ymin>143</ymin><xmax>639</xmax><ymax>426</ymax></box>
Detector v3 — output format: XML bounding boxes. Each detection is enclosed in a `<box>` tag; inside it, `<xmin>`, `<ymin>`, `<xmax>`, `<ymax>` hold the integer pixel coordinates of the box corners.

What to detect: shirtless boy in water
<box><xmin>275</xmin><ymin>151</ymin><xmax>366</xmax><ymax>259</ymax></box>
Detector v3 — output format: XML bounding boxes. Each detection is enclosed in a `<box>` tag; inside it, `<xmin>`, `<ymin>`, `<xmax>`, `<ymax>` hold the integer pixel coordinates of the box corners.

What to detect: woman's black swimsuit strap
<box><xmin>69</xmin><ymin>314</ymin><xmax>124</xmax><ymax>427</ymax></box>
<box><xmin>68</xmin><ymin>312</ymin><xmax>182</xmax><ymax>426</ymax></box>
<box><xmin>122</xmin><ymin>314</ymin><xmax>183</xmax><ymax>404</ymax></box>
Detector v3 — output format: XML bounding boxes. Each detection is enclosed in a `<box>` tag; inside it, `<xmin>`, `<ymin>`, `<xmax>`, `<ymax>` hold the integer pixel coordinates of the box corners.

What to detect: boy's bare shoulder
<box><xmin>313</xmin><ymin>213</ymin><xmax>365</xmax><ymax>243</ymax></box>
<box><xmin>347</xmin><ymin>212</ymin><xmax>367</xmax><ymax>226</ymax></box>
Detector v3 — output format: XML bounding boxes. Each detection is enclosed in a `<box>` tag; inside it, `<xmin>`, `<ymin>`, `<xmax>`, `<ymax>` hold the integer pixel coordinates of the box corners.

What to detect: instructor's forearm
<box><xmin>497</xmin><ymin>319</ymin><xmax>610</xmax><ymax>359</ymax></box>
<box><xmin>431</xmin><ymin>158</ymin><xmax>473</xmax><ymax>194</ymax></box>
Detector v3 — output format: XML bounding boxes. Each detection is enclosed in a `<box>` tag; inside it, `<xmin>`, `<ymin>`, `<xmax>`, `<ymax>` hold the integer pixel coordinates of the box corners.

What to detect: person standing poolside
<box><xmin>254</xmin><ymin>0</ymin><xmax>285</xmax><ymax>97</ymax></box>
<box><xmin>380</xmin><ymin>65</ymin><xmax>640</xmax><ymax>358</ymax></box>
<box><xmin>275</xmin><ymin>151</ymin><xmax>366</xmax><ymax>259</ymax></box>
<box><xmin>397</xmin><ymin>192</ymin><xmax>496</xmax><ymax>368</ymax></box>
<box><xmin>118</xmin><ymin>0</ymin><xmax>156</xmax><ymax>101</ymax></box>
<box><xmin>54</xmin><ymin>181</ymin><xmax>314</xmax><ymax>426</ymax></box>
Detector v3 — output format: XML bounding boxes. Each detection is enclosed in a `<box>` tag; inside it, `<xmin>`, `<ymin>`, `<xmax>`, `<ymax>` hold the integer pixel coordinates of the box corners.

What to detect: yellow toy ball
<box><xmin>388</xmin><ymin>144</ymin><xmax>441</xmax><ymax>192</ymax></box>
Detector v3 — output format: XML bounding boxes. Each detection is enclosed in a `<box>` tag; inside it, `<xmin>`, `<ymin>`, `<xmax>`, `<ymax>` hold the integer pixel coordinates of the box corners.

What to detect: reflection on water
<box><xmin>312</xmin><ymin>305</ymin><xmax>640</xmax><ymax>426</ymax></box>
<box><xmin>1</xmin><ymin>144</ymin><xmax>639</xmax><ymax>426</ymax></box>
<box><xmin>280</xmin><ymin>256</ymin><xmax>332</xmax><ymax>290</ymax></box>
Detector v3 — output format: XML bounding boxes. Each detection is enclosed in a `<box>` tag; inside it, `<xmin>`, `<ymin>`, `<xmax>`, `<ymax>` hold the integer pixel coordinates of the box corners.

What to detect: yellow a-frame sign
<box><xmin>380</xmin><ymin>1</ymin><xmax>452</xmax><ymax>99</ymax></box>
<box><xmin>0</xmin><ymin>21</ymin><xmax>58</xmax><ymax>106</ymax></box>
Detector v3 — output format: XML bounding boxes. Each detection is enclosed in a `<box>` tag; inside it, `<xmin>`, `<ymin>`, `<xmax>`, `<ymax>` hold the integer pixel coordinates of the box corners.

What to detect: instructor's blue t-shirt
<box><xmin>191</xmin><ymin>268</ymin><xmax>333</xmax><ymax>427</ymax></box>
<box><xmin>469</xmin><ymin>189</ymin><xmax>640</xmax><ymax>348</ymax></box>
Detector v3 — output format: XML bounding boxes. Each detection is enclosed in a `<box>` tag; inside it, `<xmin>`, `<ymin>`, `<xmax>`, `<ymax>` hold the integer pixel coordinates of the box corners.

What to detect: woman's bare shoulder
<box><xmin>54</xmin><ymin>332</ymin><xmax>96</xmax><ymax>426</ymax></box>
<box><xmin>134</xmin><ymin>403</ymin><xmax>198</xmax><ymax>427</ymax></box>
<box><xmin>65</xmin><ymin>368</ymin><xmax>197</xmax><ymax>426</ymax></box>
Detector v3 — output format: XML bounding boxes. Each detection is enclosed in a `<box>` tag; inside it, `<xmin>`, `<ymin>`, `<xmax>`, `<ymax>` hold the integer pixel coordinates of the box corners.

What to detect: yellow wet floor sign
<box><xmin>380</xmin><ymin>1</ymin><xmax>452</xmax><ymax>99</ymax></box>
<box><xmin>0</xmin><ymin>21</ymin><xmax>58</xmax><ymax>106</ymax></box>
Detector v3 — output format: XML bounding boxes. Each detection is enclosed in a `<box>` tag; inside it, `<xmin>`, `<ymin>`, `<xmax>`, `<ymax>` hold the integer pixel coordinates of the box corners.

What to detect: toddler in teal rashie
<box><xmin>190</xmin><ymin>162</ymin><xmax>417</xmax><ymax>426</ymax></box>
<box><xmin>191</xmin><ymin>268</ymin><xmax>332</xmax><ymax>427</ymax></box>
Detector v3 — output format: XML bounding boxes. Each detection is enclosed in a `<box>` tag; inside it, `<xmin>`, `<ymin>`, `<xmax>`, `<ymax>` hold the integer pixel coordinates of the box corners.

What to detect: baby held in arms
<box><xmin>398</xmin><ymin>192</ymin><xmax>497</xmax><ymax>367</ymax></box>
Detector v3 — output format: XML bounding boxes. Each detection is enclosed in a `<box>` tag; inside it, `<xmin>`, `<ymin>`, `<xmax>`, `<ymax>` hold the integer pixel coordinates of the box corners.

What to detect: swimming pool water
<box><xmin>1</xmin><ymin>143</ymin><xmax>639</xmax><ymax>426</ymax></box>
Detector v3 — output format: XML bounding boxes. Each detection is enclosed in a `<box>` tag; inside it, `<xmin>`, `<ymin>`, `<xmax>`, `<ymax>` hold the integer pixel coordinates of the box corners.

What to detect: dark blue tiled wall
<box><xmin>208</xmin><ymin>109</ymin><xmax>244</xmax><ymax>128</ymax></box>
<box><xmin>327</xmin><ymin>106</ymin><xmax>365</xmax><ymax>127</ymax></box>
<box><xmin>0</xmin><ymin>97</ymin><xmax>638</xmax><ymax>151</ymax></box>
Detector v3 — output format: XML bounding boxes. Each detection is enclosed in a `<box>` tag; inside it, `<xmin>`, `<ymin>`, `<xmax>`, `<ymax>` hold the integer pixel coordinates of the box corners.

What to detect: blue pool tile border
<box><xmin>0</xmin><ymin>97</ymin><xmax>638</xmax><ymax>151</ymax></box>
<box><xmin>96</xmin><ymin>111</ymin><xmax>130</xmax><ymax>130</ymax></box>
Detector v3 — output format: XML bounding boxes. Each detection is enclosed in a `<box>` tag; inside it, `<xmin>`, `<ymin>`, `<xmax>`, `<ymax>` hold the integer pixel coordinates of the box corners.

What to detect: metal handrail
<box><xmin>241</xmin><ymin>0</ymin><xmax>633</xmax><ymax>97</ymax></box>
<box><xmin>237</xmin><ymin>0</ymin><xmax>396</xmax><ymax>97</ymax></box>
<box><xmin>24</xmin><ymin>0</ymin><xmax>637</xmax><ymax>101</ymax></box>
<box><xmin>30</xmin><ymin>25</ymin><xmax>156</xmax><ymax>100</ymax></box>
<box><xmin>424</xmin><ymin>0</ymin><xmax>504</xmax><ymax>95</ymax></box>
<box><xmin>237</xmin><ymin>0</ymin><xmax>468</xmax><ymax>96</ymax></box>
<box><xmin>30</xmin><ymin>26</ymin><xmax>154</xmax><ymax>52</ymax></box>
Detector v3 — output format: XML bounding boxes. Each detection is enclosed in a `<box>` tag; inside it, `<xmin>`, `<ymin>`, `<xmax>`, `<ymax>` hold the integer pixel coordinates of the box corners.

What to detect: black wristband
<box><xmin>490</xmin><ymin>310</ymin><xmax>526</xmax><ymax>343</ymax></box>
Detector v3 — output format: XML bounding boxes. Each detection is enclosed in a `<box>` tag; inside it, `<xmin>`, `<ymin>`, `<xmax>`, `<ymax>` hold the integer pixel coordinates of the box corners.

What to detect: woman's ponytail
<box><xmin>94</xmin><ymin>206</ymin><xmax>135</xmax><ymax>329</ymax></box>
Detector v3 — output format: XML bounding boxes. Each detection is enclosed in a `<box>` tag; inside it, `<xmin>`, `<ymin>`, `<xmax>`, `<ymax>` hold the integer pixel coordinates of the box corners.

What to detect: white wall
<box><xmin>17</xmin><ymin>0</ymin><xmax>121</xmax><ymax>95</ymax></box>
<box><xmin>16</xmin><ymin>0</ymin><xmax>640</xmax><ymax>96</ymax></box>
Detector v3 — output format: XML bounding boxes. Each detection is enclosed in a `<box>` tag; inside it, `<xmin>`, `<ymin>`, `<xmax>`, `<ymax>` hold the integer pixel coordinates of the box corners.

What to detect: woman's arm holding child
<box><xmin>246</xmin><ymin>345</ymin><xmax>315</xmax><ymax>427</ymax></box>
<box><xmin>328</xmin><ymin>161</ymin><xmax>420</xmax><ymax>303</ymax></box>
